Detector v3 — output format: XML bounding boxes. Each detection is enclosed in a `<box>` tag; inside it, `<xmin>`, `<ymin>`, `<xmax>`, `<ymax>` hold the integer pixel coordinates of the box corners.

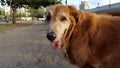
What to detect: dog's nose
<box><xmin>47</xmin><ymin>32</ymin><xmax>56</xmax><ymax>41</ymax></box>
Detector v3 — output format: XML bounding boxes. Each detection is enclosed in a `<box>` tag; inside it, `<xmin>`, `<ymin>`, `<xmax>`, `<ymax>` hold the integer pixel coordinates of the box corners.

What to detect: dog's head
<box><xmin>45</xmin><ymin>4</ymin><xmax>79</xmax><ymax>50</ymax></box>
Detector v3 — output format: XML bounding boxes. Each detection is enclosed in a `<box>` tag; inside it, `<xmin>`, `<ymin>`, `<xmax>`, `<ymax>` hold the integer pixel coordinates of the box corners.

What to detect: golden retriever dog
<box><xmin>45</xmin><ymin>4</ymin><xmax>120</xmax><ymax>68</ymax></box>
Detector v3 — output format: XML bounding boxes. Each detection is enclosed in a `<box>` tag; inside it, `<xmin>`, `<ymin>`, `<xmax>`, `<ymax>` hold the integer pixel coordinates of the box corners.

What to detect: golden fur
<box><xmin>46</xmin><ymin>4</ymin><xmax>120</xmax><ymax>68</ymax></box>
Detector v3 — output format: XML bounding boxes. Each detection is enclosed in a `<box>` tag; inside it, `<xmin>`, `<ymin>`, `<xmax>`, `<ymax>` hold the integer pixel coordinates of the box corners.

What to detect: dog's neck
<box><xmin>61</xmin><ymin>20</ymin><xmax>76</xmax><ymax>62</ymax></box>
<box><xmin>61</xmin><ymin>12</ymin><xmax>88</xmax><ymax>62</ymax></box>
<box><xmin>61</xmin><ymin>12</ymin><xmax>98</xmax><ymax>63</ymax></box>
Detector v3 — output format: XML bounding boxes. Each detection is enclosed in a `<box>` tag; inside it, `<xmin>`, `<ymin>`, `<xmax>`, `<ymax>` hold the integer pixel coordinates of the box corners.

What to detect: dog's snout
<box><xmin>47</xmin><ymin>32</ymin><xmax>56</xmax><ymax>41</ymax></box>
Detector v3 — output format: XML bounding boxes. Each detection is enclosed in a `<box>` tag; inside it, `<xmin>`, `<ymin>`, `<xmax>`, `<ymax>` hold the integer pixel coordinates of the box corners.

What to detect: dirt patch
<box><xmin>0</xmin><ymin>23</ymin><xmax>32</xmax><ymax>32</ymax></box>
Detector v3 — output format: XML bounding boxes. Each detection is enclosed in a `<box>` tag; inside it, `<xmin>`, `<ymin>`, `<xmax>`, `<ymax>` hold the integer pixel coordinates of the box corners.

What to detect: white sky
<box><xmin>62</xmin><ymin>0</ymin><xmax>120</xmax><ymax>9</ymax></box>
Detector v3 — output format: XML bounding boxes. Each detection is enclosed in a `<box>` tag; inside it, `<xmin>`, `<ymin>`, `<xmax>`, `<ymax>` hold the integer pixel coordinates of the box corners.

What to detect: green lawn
<box><xmin>0</xmin><ymin>23</ymin><xmax>32</xmax><ymax>32</ymax></box>
<box><xmin>0</xmin><ymin>24</ymin><xmax>11</xmax><ymax>32</ymax></box>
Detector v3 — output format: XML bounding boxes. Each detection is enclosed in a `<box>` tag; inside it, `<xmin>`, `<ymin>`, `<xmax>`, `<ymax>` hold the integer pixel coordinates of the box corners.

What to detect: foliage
<box><xmin>0</xmin><ymin>0</ymin><xmax>62</xmax><ymax>24</ymax></box>
<box><xmin>0</xmin><ymin>10</ymin><xmax>4</xmax><ymax>18</ymax></box>
<box><xmin>27</xmin><ymin>6</ymin><xmax>45</xmax><ymax>18</ymax></box>
<box><xmin>18</xmin><ymin>0</ymin><xmax>62</xmax><ymax>9</ymax></box>
<box><xmin>0</xmin><ymin>11</ymin><xmax>3</xmax><ymax>15</ymax></box>
<box><xmin>37</xmin><ymin>6</ymin><xmax>45</xmax><ymax>18</ymax></box>
<box><xmin>0</xmin><ymin>15</ymin><xmax>4</xmax><ymax>18</ymax></box>
<box><xmin>16</xmin><ymin>12</ymin><xmax>26</xmax><ymax>17</ymax></box>
<box><xmin>1</xmin><ymin>0</ymin><xmax>62</xmax><ymax>9</ymax></box>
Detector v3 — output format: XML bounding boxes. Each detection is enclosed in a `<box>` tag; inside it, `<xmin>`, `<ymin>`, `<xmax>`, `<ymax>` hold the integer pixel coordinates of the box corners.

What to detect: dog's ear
<box><xmin>67</xmin><ymin>5</ymin><xmax>79</xmax><ymax>23</ymax></box>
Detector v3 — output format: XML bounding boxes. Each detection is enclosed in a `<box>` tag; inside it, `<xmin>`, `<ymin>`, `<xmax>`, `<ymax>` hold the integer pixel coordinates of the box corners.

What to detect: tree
<box><xmin>0</xmin><ymin>10</ymin><xmax>4</xmax><ymax>18</ymax></box>
<box><xmin>16</xmin><ymin>12</ymin><xmax>26</xmax><ymax>17</ymax></box>
<box><xmin>37</xmin><ymin>6</ymin><xmax>45</xmax><ymax>18</ymax></box>
<box><xmin>27</xmin><ymin>6</ymin><xmax>45</xmax><ymax>18</ymax></box>
<box><xmin>1</xmin><ymin>0</ymin><xmax>62</xmax><ymax>24</ymax></box>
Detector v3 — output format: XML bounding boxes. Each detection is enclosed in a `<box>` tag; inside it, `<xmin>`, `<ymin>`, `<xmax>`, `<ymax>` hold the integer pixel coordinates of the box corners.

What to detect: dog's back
<box><xmin>67</xmin><ymin>13</ymin><xmax>120</xmax><ymax>68</ymax></box>
<box><xmin>93</xmin><ymin>16</ymin><xmax>120</xmax><ymax>68</ymax></box>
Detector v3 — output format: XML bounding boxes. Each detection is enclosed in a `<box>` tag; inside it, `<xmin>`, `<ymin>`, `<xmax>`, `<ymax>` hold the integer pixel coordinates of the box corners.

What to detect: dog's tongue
<box><xmin>51</xmin><ymin>40</ymin><xmax>61</xmax><ymax>50</ymax></box>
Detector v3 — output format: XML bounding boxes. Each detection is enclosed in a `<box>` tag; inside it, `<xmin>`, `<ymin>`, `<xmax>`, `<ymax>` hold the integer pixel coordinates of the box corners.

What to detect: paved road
<box><xmin>0</xmin><ymin>22</ymin><xmax>77</xmax><ymax>68</ymax></box>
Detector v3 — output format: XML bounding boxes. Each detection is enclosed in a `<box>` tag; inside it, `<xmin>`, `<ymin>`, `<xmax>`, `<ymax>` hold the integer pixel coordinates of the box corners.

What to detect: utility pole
<box><xmin>65</xmin><ymin>0</ymin><xmax>67</xmax><ymax>5</ymax></box>
<box><xmin>109</xmin><ymin>0</ymin><xmax>111</xmax><ymax>8</ymax></box>
<box><xmin>98</xmin><ymin>3</ymin><xmax>99</xmax><ymax>7</ymax></box>
<box><xmin>97</xmin><ymin>2</ymin><xmax>99</xmax><ymax>9</ymax></box>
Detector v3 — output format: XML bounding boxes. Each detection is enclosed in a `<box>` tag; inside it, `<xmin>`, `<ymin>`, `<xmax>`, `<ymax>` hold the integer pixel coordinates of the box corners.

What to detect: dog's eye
<box><xmin>46</xmin><ymin>12</ymin><xmax>51</xmax><ymax>21</ymax></box>
<box><xmin>60</xmin><ymin>16</ymin><xmax>67</xmax><ymax>21</ymax></box>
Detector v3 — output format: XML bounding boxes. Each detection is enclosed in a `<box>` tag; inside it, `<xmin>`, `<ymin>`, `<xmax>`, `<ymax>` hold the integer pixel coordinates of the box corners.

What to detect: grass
<box><xmin>0</xmin><ymin>23</ymin><xmax>32</xmax><ymax>32</ymax></box>
<box><xmin>0</xmin><ymin>25</ymin><xmax>10</xmax><ymax>32</ymax></box>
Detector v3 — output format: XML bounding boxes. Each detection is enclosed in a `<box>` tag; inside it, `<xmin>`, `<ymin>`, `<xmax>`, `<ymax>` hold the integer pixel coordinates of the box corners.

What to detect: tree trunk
<box><xmin>12</xmin><ymin>0</ymin><xmax>17</xmax><ymax>24</ymax></box>
<box><xmin>13</xmin><ymin>7</ymin><xmax>16</xmax><ymax>24</ymax></box>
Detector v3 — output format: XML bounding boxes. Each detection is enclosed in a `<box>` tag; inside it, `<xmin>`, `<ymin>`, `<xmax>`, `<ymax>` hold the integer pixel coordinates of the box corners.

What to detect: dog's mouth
<box><xmin>50</xmin><ymin>29</ymin><xmax>67</xmax><ymax>50</ymax></box>
<box><xmin>51</xmin><ymin>40</ymin><xmax>62</xmax><ymax>50</ymax></box>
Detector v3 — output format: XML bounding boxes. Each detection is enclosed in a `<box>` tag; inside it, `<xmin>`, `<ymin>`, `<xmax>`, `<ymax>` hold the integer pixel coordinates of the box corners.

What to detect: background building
<box><xmin>79</xmin><ymin>1</ymin><xmax>89</xmax><ymax>10</ymax></box>
<box><xmin>87</xmin><ymin>2</ymin><xmax>120</xmax><ymax>16</ymax></box>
